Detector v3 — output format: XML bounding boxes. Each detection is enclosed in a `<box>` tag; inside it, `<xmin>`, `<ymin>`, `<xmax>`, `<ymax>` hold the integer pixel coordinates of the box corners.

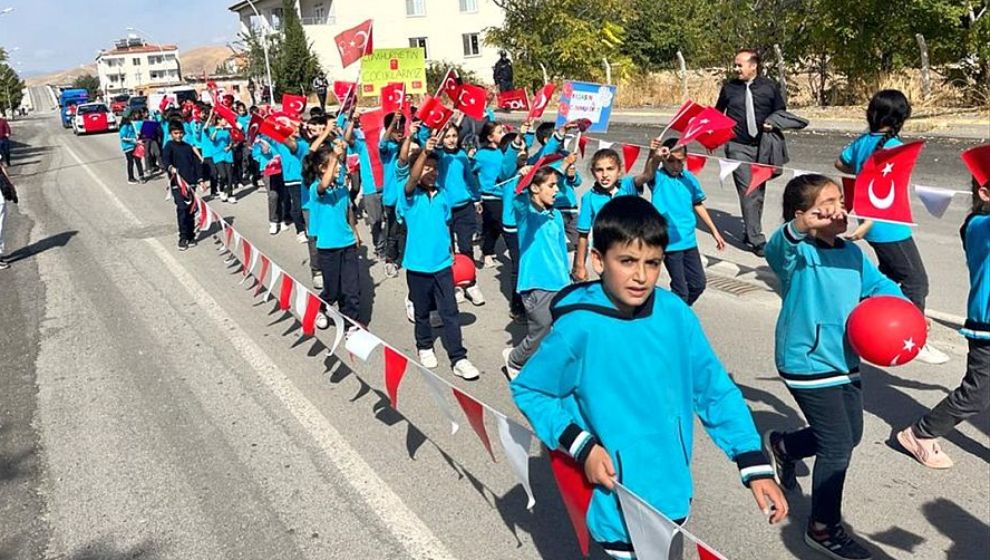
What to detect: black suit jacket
<box><xmin>715</xmin><ymin>76</ymin><xmax>786</xmax><ymax>145</ymax></box>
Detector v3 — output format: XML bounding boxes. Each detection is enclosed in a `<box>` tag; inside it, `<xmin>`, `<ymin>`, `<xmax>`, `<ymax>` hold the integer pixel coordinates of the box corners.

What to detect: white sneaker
<box><xmin>915</xmin><ymin>343</ymin><xmax>950</xmax><ymax>365</ymax></box>
<box><xmin>269</xmin><ymin>222</ymin><xmax>280</xmax><ymax>235</ymax></box>
<box><xmin>405</xmin><ymin>299</ymin><xmax>415</xmax><ymax>323</ymax></box>
<box><xmin>296</xmin><ymin>231</ymin><xmax>308</xmax><ymax>244</ymax></box>
<box><xmin>220</xmin><ymin>192</ymin><xmax>228</xmax><ymax>202</ymax></box>
<box><xmin>455</xmin><ymin>286</ymin><xmax>466</xmax><ymax>304</ymax></box>
<box><xmin>503</xmin><ymin>347</ymin><xmax>520</xmax><ymax>380</ymax></box>
<box><xmin>315</xmin><ymin>313</ymin><xmax>330</xmax><ymax>330</ymax></box>
<box><xmin>385</xmin><ymin>262</ymin><xmax>399</xmax><ymax>278</ymax></box>
<box><xmin>430</xmin><ymin>311</ymin><xmax>444</xmax><ymax>328</ymax></box>
<box><xmin>312</xmin><ymin>272</ymin><xmax>324</xmax><ymax>291</ymax></box>
<box><xmin>228</xmin><ymin>196</ymin><xmax>237</xmax><ymax>204</ymax></box>
<box><xmin>419</xmin><ymin>349</ymin><xmax>439</xmax><ymax>369</ymax></box>
<box><xmin>483</xmin><ymin>255</ymin><xmax>496</xmax><ymax>269</ymax></box>
<box><xmin>453</xmin><ymin>359</ymin><xmax>480</xmax><ymax>380</ymax></box>
<box><xmin>465</xmin><ymin>285</ymin><xmax>485</xmax><ymax>306</ymax></box>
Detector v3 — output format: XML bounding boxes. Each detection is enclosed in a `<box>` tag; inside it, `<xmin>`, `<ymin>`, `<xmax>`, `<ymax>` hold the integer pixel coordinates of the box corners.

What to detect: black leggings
<box><xmin>869</xmin><ymin>237</ymin><xmax>929</xmax><ymax>311</ymax></box>
<box><xmin>125</xmin><ymin>150</ymin><xmax>144</xmax><ymax>181</ymax></box>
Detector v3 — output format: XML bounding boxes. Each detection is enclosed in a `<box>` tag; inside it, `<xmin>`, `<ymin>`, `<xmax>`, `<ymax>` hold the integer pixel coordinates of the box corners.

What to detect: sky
<box><xmin>0</xmin><ymin>0</ymin><xmax>241</xmax><ymax>76</ymax></box>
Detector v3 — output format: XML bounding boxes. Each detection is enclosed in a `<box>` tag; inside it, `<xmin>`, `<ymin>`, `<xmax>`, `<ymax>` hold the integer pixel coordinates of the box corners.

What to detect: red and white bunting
<box><xmin>383</xmin><ymin>347</ymin><xmax>409</xmax><ymax>409</ymax></box>
<box><xmin>614</xmin><ymin>483</ymin><xmax>682</xmax><ymax>560</ymax></box>
<box><xmin>495</xmin><ymin>414</ymin><xmax>536</xmax><ymax>509</ymax></box>
<box><xmin>254</xmin><ymin>254</ymin><xmax>271</xmax><ymax>296</ymax></box>
<box><xmin>622</xmin><ymin>144</ymin><xmax>641</xmax><ymax>174</ymax></box>
<box><xmin>344</xmin><ymin>328</ymin><xmax>382</xmax><ymax>361</ymax></box>
<box><xmin>745</xmin><ymin>163</ymin><xmax>776</xmax><ymax>196</ymax></box>
<box><xmin>548</xmin><ymin>450</ymin><xmax>594</xmax><ymax>557</ymax></box>
<box><xmin>293</xmin><ymin>279</ymin><xmax>321</xmax><ymax>336</ymax></box>
<box><xmin>278</xmin><ymin>272</ymin><xmax>294</xmax><ymax>311</ymax></box>
<box><xmin>452</xmin><ymin>388</ymin><xmax>496</xmax><ymax>462</ymax></box>
<box><xmin>418</xmin><ymin>369</ymin><xmax>459</xmax><ymax>435</ymax></box>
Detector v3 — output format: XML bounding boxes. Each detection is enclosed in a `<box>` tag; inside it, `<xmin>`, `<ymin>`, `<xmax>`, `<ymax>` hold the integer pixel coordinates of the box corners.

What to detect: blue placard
<box><xmin>554</xmin><ymin>81</ymin><xmax>617</xmax><ymax>134</ymax></box>
<box><xmin>140</xmin><ymin>121</ymin><xmax>160</xmax><ymax>139</ymax></box>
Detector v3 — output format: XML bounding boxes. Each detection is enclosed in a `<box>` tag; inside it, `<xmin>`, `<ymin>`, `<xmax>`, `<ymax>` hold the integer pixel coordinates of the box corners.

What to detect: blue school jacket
<box><xmin>380</xmin><ymin>139</ymin><xmax>402</xmax><ymax>207</ymax></box>
<box><xmin>273</xmin><ymin>138</ymin><xmax>309</xmax><ymax>184</ymax></box>
<box><xmin>119</xmin><ymin>123</ymin><xmax>138</xmax><ymax>152</ymax></box>
<box><xmin>962</xmin><ymin>213</ymin><xmax>990</xmax><ymax>339</ymax></box>
<box><xmin>437</xmin><ymin>148</ymin><xmax>481</xmax><ymax>208</ymax></box>
<box><xmin>766</xmin><ymin>222</ymin><xmax>903</xmax><ymax>388</ymax></box>
<box><xmin>576</xmin><ymin>177</ymin><xmax>639</xmax><ymax>234</ymax></box>
<box><xmin>839</xmin><ymin>133</ymin><xmax>912</xmax><ymax>244</ymax></box>
<box><xmin>209</xmin><ymin>127</ymin><xmax>233</xmax><ymax>164</ymax></box>
<box><xmin>649</xmin><ymin>169</ymin><xmax>706</xmax><ymax>252</ymax></box>
<box><xmin>555</xmin><ymin>171</ymin><xmax>582</xmax><ymax>211</ymax></box>
<box><xmin>474</xmin><ymin>146</ymin><xmax>517</xmax><ymax>200</ymax></box>
<box><xmin>308</xmin><ymin>176</ymin><xmax>356</xmax><ymax>250</ymax></box>
<box><xmin>398</xmin><ymin>183</ymin><xmax>453</xmax><ymax>274</ymax></box>
<box><xmin>514</xmin><ymin>192</ymin><xmax>569</xmax><ymax>292</ymax></box>
<box><xmin>511</xmin><ymin>281</ymin><xmax>772</xmax><ymax>545</ymax></box>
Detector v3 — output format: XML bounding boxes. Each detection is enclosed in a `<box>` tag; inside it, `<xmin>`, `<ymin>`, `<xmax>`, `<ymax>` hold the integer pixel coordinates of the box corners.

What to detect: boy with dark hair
<box><xmin>511</xmin><ymin>195</ymin><xmax>787</xmax><ymax>558</ymax></box>
<box><xmin>161</xmin><ymin>121</ymin><xmax>203</xmax><ymax>251</ymax></box>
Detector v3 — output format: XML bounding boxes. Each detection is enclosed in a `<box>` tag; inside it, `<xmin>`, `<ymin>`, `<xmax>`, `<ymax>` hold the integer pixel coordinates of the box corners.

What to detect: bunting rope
<box><xmin>186</xmin><ymin>191</ymin><xmax>735</xmax><ymax>559</ymax></box>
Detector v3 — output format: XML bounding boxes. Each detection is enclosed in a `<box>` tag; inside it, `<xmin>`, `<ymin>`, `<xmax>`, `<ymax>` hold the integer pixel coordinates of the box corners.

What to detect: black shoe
<box><xmin>753</xmin><ymin>243</ymin><xmax>766</xmax><ymax>258</ymax></box>
<box><xmin>805</xmin><ymin>523</ymin><xmax>872</xmax><ymax>560</ymax></box>
<box><xmin>178</xmin><ymin>238</ymin><xmax>189</xmax><ymax>251</ymax></box>
<box><xmin>187</xmin><ymin>237</ymin><xmax>198</xmax><ymax>248</ymax></box>
<box><xmin>763</xmin><ymin>430</ymin><xmax>797</xmax><ymax>491</ymax></box>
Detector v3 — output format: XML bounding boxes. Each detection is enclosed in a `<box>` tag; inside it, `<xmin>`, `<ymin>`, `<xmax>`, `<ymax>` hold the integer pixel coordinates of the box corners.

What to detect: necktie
<box><xmin>745</xmin><ymin>82</ymin><xmax>758</xmax><ymax>137</ymax></box>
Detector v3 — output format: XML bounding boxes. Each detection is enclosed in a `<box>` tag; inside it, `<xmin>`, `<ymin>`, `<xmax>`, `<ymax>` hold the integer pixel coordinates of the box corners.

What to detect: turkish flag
<box><xmin>515</xmin><ymin>154</ymin><xmax>565</xmax><ymax>194</ymax></box>
<box><xmin>667</xmin><ymin>99</ymin><xmax>705</xmax><ymax>133</ymax></box>
<box><xmin>451</xmin><ymin>388</ymin><xmax>496</xmax><ymax>462</ymax></box>
<box><xmin>527</xmin><ymin>83</ymin><xmax>556</xmax><ymax>120</ymax></box>
<box><xmin>745</xmin><ymin>163</ymin><xmax>777</xmax><ymax>196</ymax></box>
<box><xmin>281</xmin><ymin>93</ymin><xmax>307</xmax><ymax>116</ymax></box>
<box><xmin>262</xmin><ymin>156</ymin><xmax>282</xmax><ymax>177</ymax></box>
<box><xmin>333</xmin><ymin>81</ymin><xmax>356</xmax><ymax>104</ymax></box>
<box><xmin>497</xmin><ymin>89</ymin><xmax>530</xmax><ymax>112</ymax></box>
<box><xmin>852</xmin><ymin>140</ymin><xmax>924</xmax><ymax>225</ymax></box>
<box><xmin>686</xmin><ymin>154</ymin><xmax>707</xmax><ymax>174</ymax></box>
<box><xmin>258</xmin><ymin>115</ymin><xmax>295</xmax><ymax>144</ymax></box>
<box><xmin>380</xmin><ymin>82</ymin><xmax>406</xmax><ymax>114</ymax></box>
<box><xmin>415</xmin><ymin>95</ymin><xmax>454</xmax><ymax>130</ymax></box>
<box><xmin>246</xmin><ymin>114</ymin><xmax>264</xmax><ymax>145</ymax></box>
<box><xmin>454</xmin><ymin>83</ymin><xmax>487</xmax><ymax>120</ymax></box>
<box><xmin>622</xmin><ymin>144</ymin><xmax>641</xmax><ymax>174</ymax></box>
<box><xmin>83</xmin><ymin>112</ymin><xmax>108</xmax><ymax>132</ymax></box>
<box><xmin>696</xmin><ymin>127</ymin><xmax>736</xmax><ymax>151</ymax></box>
<box><xmin>675</xmin><ymin>108</ymin><xmax>736</xmax><ymax>149</ymax></box>
<box><xmin>334</xmin><ymin>19</ymin><xmax>374</xmax><ymax>68</ymax></box>
<box><xmin>384</xmin><ymin>347</ymin><xmax>409</xmax><ymax>409</ymax></box>
<box><xmin>548</xmin><ymin>450</ymin><xmax>594</xmax><ymax>557</ymax></box>
<box><xmin>437</xmin><ymin>68</ymin><xmax>462</xmax><ymax>101</ymax></box>
<box><xmin>962</xmin><ymin>144</ymin><xmax>990</xmax><ymax>187</ymax></box>
<box><xmin>358</xmin><ymin>109</ymin><xmax>386</xmax><ymax>190</ymax></box>
<box><xmin>214</xmin><ymin>103</ymin><xmax>245</xmax><ymax>142</ymax></box>
<box><xmin>159</xmin><ymin>94</ymin><xmax>172</xmax><ymax>113</ymax></box>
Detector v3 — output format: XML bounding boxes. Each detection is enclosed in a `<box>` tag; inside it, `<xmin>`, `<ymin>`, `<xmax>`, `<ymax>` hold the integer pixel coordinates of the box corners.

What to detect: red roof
<box><xmin>102</xmin><ymin>44</ymin><xmax>178</xmax><ymax>56</ymax></box>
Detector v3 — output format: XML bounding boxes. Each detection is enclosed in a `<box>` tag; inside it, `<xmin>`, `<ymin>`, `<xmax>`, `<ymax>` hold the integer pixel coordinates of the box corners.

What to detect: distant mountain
<box><xmin>25</xmin><ymin>45</ymin><xmax>235</xmax><ymax>87</ymax></box>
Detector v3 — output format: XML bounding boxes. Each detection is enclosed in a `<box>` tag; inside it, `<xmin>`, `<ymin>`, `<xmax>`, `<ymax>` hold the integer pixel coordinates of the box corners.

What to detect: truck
<box><xmin>58</xmin><ymin>88</ymin><xmax>89</xmax><ymax>128</ymax></box>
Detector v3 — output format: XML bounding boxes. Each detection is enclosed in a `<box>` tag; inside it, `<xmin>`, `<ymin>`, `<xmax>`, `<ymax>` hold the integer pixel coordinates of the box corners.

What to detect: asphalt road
<box><xmin>0</xmin><ymin>86</ymin><xmax>986</xmax><ymax>560</ymax></box>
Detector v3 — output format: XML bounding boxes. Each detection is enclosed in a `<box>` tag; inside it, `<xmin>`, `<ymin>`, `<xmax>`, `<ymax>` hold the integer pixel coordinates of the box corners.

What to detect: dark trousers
<box><xmin>561</xmin><ymin>211</ymin><xmax>578</xmax><ymax>251</ymax></box>
<box><xmin>915</xmin><ymin>338</ymin><xmax>990</xmax><ymax>438</ymax></box>
<box><xmin>450</xmin><ymin>202</ymin><xmax>476</xmax><ymax>258</ymax></box>
<box><xmin>384</xmin><ymin>205</ymin><xmax>406</xmax><ymax>265</ymax></box>
<box><xmin>406</xmin><ymin>267</ymin><xmax>467</xmax><ymax>365</ymax></box>
<box><xmin>869</xmin><ymin>237</ymin><xmax>929</xmax><ymax>311</ymax></box>
<box><xmin>317</xmin><ymin>91</ymin><xmax>327</xmax><ymax>111</ymax></box>
<box><xmin>318</xmin><ymin>245</ymin><xmax>361</xmax><ymax>320</ymax></box>
<box><xmin>780</xmin><ymin>382</ymin><xmax>864</xmax><ymax>526</ymax></box>
<box><xmin>267</xmin><ymin>173</ymin><xmax>286</xmax><ymax>223</ymax></box>
<box><xmin>215</xmin><ymin>161</ymin><xmax>233</xmax><ymax>197</ymax></box>
<box><xmin>231</xmin><ymin>143</ymin><xmax>243</xmax><ymax>185</ymax></box>
<box><xmin>481</xmin><ymin>198</ymin><xmax>504</xmax><ymax>256</ymax></box>
<box><xmin>0</xmin><ymin>138</ymin><xmax>10</xmax><ymax>166</ymax></box>
<box><xmin>243</xmin><ymin>144</ymin><xmax>260</xmax><ymax>186</ymax></box>
<box><xmin>725</xmin><ymin>141</ymin><xmax>765</xmax><ymax>247</ymax></box>
<box><xmin>171</xmin><ymin>185</ymin><xmax>196</xmax><ymax>242</ymax></box>
<box><xmin>503</xmin><ymin>231</ymin><xmax>525</xmax><ymax>315</ymax></box>
<box><xmin>125</xmin><ymin>150</ymin><xmax>145</xmax><ymax>181</ymax></box>
<box><xmin>203</xmin><ymin>157</ymin><xmax>216</xmax><ymax>195</ymax></box>
<box><xmin>663</xmin><ymin>247</ymin><xmax>706</xmax><ymax>306</ymax></box>
<box><xmin>285</xmin><ymin>181</ymin><xmax>306</xmax><ymax>234</ymax></box>
<box><xmin>361</xmin><ymin>192</ymin><xmax>386</xmax><ymax>257</ymax></box>
<box><xmin>301</xmin><ymin>208</ymin><xmax>321</xmax><ymax>274</ymax></box>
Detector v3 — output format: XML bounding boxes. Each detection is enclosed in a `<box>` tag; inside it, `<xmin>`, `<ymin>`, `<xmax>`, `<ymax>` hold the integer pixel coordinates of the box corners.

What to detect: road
<box><xmin>0</xmin><ymin>86</ymin><xmax>986</xmax><ymax>560</ymax></box>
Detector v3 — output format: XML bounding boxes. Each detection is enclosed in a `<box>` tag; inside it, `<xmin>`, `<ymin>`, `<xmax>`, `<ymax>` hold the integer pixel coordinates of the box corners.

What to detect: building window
<box><xmin>459</xmin><ymin>0</ymin><xmax>478</xmax><ymax>12</ymax></box>
<box><xmin>313</xmin><ymin>3</ymin><xmax>325</xmax><ymax>22</ymax></box>
<box><xmin>462</xmin><ymin>33</ymin><xmax>481</xmax><ymax>57</ymax></box>
<box><xmin>406</xmin><ymin>0</ymin><xmax>425</xmax><ymax>16</ymax></box>
<box><xmin>132</xmin><ymin>58</ymin><xmax>141</xmax><ymax>65</ymax></box>
<box><xmin>270</xmin><ymin>7</ymin><xmax>283</xmax><ymax>28</ymax></box>
<box><xmin>408</xmin><ymin>37</ymin><xmax>429</xmax><ymax>58</ymax></box>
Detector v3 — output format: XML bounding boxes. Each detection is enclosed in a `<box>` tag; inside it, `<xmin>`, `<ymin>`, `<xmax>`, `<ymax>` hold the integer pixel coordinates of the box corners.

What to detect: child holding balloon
<box><xmin>763</xmin><ymin>173</ymin><xmax>902</xmax><ymax>560</ymax></box>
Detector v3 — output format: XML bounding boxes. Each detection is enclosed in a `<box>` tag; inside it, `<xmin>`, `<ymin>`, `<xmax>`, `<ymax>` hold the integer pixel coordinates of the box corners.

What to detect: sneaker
<box><xmin>896</xmin><ymin>427</ymin><xmax>954</xmax><ymax>469</ymax></box>
<box><xmin>405</xmin><ymin>299</ymin><xmax>415</xmax><ymax>323</ymax></box>
<box><xmin>187</xmin><ymin>237</ymin><xmax>198</xmax><ymax>248</ymax></box>
<box><xmin>763</xmin><ymin>430</ymin><xmax>798</xmax><ymax>491</ymax></box>
<box><xmin>502</xmin><ymin>347</ymin><xmax>520</xmax><ymax>380</ymax></box>
<box><xmin>127</xmin><ymin>179</ymin><xmax>138</xmax><ymax>185</ymax></box>
<box><xmin>455</xmin><ymin>286</ymin><xmax>466</xmax><ymax>304</ymax></box>
<box><xmin>483</xmin><ymin>255</ymin><xmax>496</xmax><ymax>269</ymax></box>
<box><xmin>312</xmin><ymin>272</ymin><xmax>324</xmax><ymax>291</ymax></box>
<box><xmin>430</xmin><ymin>311</ymin><xmax>443</xmax><ymax>328</ymax></box>
<box><xmin>296</xmin><ymin>232</ymin><xmax>308</xmax><ymax>244</ymax></box>
<box><xmin>178</xmin><ymin>238</ymin><xmax>189</xmax><ymax>251</ymax></box>
<box><xmin>269</xmin><ymin>222</ymin><xmax>280</xmax><ymax>235</ymax></box>
<box><xmin>0</xmin><ymin>258</ymin><xmax>9</xmax><ymax>270</ymax></box>
<box><xmin>453</xmin><ymin>359</ymin><xmax>481</xmax><ymax>380</ymax></box>
<box><xmin>315</xmin><ymin>313</ymin><xmax>330</xmax><ymax>330</ymax></box>
<box><xmin>228</xmin><ymin>196</ymin><xmax>237</xmax><ymax>204</ymax></box>
<box><xmin>510</xmin><ymin>308</ymin><xmax>527</xmax><ymax>325</ymax></box>
<box><xmin>465</xmin><ymin>285</ymin><xmax>486</xmax><ymax>306</ymax></box>
<box><xmin>915</xmin><ymin>343</ymin><xmax>950</xmax><ymax>365</ymax></box>
<box><xmin>385</xmin><ymin>262</ymin><xmax>399</xmax><ymax>278</ymax></box>
<box><xmin>220</xmin><ymin>192</ymin><xmax>228</xmax><ymax>202</ymax></box>
<box><xmin>419</xmin><ymin>349</ymin><xmax>439</xmax><ymax>369</ymax></box>
<box><xmin>804</xmin><ymin>523</ymin><xmax>873</xmax><ymax>560</ymax></box>
<box><xmin>139</xmin><ymin>176</ymin><xmax>147</xmax><ymax>184</ymax></box>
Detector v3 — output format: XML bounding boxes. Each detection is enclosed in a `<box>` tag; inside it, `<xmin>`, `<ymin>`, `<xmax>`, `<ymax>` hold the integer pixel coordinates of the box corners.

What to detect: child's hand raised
<box><xmin>583</xmin><ymin>445</ymin><xmax>616</xmax><ymax>490</ymax></box>
<box><xmin>800</xmin><ymin>203</ymin><xmax>847</xmax><ymax>231</ymax></box>
<box><xmin>424</xmin><ymin>135</ymin><xmax>439</xmax><ymax>152</ymax></box>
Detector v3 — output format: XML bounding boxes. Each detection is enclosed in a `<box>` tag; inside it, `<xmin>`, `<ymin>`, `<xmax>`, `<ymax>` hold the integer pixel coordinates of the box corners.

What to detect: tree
<box><xmin>425</xmin><ymin>61</ymin><xmax>480</xmax><ymax>95</ymax></box>
<box><xmin>72</xmin><ymin>74</ymin><xmax>101</xmax><ymax>98</ymax></box>
<box><xmin>236</xmin><ymin>29</ymin><xmax>282</xmax><ymax>90</ymax></box>
<box><xmin>0</xmin><ymin>63</ymin><xmax>25</xmax><ymax>115</ymax></box>
<box><xmin>275</xmin><ymin>0</ymin><xmax>321</xmax><ymax>97</ymax></box>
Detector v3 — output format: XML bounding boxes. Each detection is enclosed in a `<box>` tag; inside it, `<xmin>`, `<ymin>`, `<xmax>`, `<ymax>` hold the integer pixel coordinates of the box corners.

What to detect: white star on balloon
<box><xmin>902</xmin><ymin>337</ymin><xmax>916</xmax><ymax>352</ymax></box>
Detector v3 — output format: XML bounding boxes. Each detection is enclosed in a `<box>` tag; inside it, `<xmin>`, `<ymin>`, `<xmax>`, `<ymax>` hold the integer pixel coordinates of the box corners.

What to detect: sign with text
<box><xmin>554</xmin><ymin>81</ymin><xmax>617</xmax><ymax>134</ymax></box>
<box><xmin>359</xmin><ymin>48</ymin><xmax>427</xmax><ymax>97</ymax></box>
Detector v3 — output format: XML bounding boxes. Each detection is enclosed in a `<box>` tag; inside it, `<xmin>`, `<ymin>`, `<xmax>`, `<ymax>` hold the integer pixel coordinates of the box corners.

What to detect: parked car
<box><xmin>72</xmin><ymin>103</ymin><xmax>118</xmax><ymax>135</ymax></box>
<box><xmin>110</xmin><ymin>94</ymin><xmax>131</xmax><ymax>115</ymax></box>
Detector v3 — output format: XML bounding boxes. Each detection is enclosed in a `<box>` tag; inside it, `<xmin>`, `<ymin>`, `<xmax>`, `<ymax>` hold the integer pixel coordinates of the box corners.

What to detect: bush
<box><xmin>425</xmin><ymin>61</ymin><xmax>481</xmax><ymax>95</ymax></box>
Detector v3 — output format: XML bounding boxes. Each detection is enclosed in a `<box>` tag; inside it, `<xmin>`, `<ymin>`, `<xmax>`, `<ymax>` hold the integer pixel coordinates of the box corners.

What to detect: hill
<box><xmin>25</xmin><ymin>45</ymin><xmax>234</xmax><ymax>87</ymax></box>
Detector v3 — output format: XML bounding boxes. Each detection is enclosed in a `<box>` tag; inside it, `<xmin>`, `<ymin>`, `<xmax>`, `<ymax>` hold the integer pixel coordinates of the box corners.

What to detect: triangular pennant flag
<box><xmin>686</xmin><ymin>154</ymin><xmax>707</xmax><ymax>175</ymax></box>
<box><xmin>718</xmin><ymin>159</ymin><xmax>741</xmax><ymax>183</ymax></box>
<box><xmin>418</xmin><ymin>370</ymin><xmax>459</xmax><ymax>435</ymax></box>
<box><xmin>241</xmin><ymin>240</ymin><xmax>253</xmax><ymax>276</ymax></box>
<box><xmin>696</xmin><ymin>540</ymin><xmax>728</xmax><ymax>560</ymax></box>
<box><xmin>961</xmin><ymin>144</ymin><xmax>990</xmax><ymax>187</ymax></box>
<box><xmin>344</xmin><ymin>328</ymin><xmax>382</xmax><ymax>362</ymax></box>
<box><xmin>278</xmin><ymin>273</ymin><xmax>294</xmax><ymax>311</ymax></box>
<box><xmin>792</xmin><ymin>169</ymin><xmax>813</xmax><ymax>178</ymax></box>
<box><xmin>224</xmin><ymin>223</ymin><xmax>235</xmax><ymax>250</ymax></box>
<box><xmin>841</xmin><ymin>176</ymin><xmax>856</xmax><ymax>212</ymax></box>
<box><xmin>598</xmin><ymin>140</ymin><xmax>613</xmax><ymax>151</ymax></box>
<box><xmin>452</xmin><ymin>388</ymin><xmax>496</xmax><ymax>462</ymax></box>
<box><xmin>548</xmin><ymin>450</ymin><xmax>595</xmax><ymax>557</ymax></box>
<box><xmin>495</xmin><ymin>414</ymin><xmax>536</xmax><ymax>509</ymax></box>
<box><xmin>255</xmin><ymin>254</ymin><xmax>271</xmax><ymax>296</ymax></box>
<box><xmin>292</xmin><ymin>280</ymin><xmax>320</xmax><ymax>335</ymax></box>
<box><xmin>622</xmin><ymin>144</ymin><xmax>642</xmax><ymax>174</ymax></box>
<box><xmin>577</xmin><ymin>135</ymin><xmax>588</xmax><ymax>158</ymax></box>
<box><xmin>320</xmin><ymin>306</ymin><xmax>346</xmax><ymax>355</ymax></box>
<box><xmin>914</xmin><ymin>185</ymin><xmax>956</xmax><ymax>218</ymax></box>
<box><xmin>853</xmin><ymin>140</ymin><xmax>924</xmax><ymax>225</ymax></box>
<box><xmin>614</xmin><ymin>483</ymin><xmax>683</xmax><ymax>560</ymax></box>
<box><xmin>265</xmin><ymin>264</ymin><xmax>282</xmax><ymax>302</ymax></box>
<box><xmin>745</xmin><ymin>163</ymin><xmax>776</xmax><ymax>196</ymax></box>
<box><xmin>383</xmin><ymin>347</ymin><xmax>408</xmax><ymax>409</ymax></box>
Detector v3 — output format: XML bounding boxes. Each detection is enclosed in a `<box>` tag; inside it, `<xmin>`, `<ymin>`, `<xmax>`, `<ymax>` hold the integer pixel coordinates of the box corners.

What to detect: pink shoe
<box><xmin>896</xmin><ymin>427</ymin><xmax>954</xmax><ymax>469</ymax></box>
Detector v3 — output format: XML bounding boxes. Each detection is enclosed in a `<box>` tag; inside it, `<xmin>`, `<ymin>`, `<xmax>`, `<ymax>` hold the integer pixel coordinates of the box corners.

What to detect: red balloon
<box><xmin>846</xmin><ymin>296</ymin><xmax>927</xmax><ymax>367</ymax></box>
<box><xmin>452</xmin><ymin>254</ymin><xmax>476</xmax><ymax>287</ymax></box>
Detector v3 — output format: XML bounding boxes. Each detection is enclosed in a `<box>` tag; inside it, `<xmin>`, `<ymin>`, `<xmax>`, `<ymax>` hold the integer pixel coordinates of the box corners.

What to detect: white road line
<box><xmin>58</xmin><ymin>141</ymin><xmax>458</xmax><ymax>560</ymax></box>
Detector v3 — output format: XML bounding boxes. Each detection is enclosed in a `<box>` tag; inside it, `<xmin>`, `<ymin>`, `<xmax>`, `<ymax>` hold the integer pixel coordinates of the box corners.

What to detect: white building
<box><xmin>228</xmin><ymin>0</ymin><xmax>506</xmax><ymax>84</ymax></box>
<box><xmin>96</xmin><ymin>36</ymin><xmax>182</xmax><ymax>95</ymax></box>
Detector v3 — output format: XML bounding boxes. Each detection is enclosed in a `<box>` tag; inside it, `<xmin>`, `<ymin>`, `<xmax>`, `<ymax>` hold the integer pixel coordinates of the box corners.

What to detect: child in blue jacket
<box><xmin>764</xmin><ymin>173</ymin><xmax>901</xmax><ymax>560</ymax></box>
<box><xmin>511</xmin><ymin>195</ymin><xmax>785</xmax><ymax>558</ymax></box>
<box><xmin>381</xmin><ymin>113</ymin><xmax>409</xmax><ymax>278</ymax></box>
<box><xmin>897</xmin><ymin>173</ymin><xmax>990</xmax><ymax>468</ymax></box>
<box><xmin>437</xmin><ymin>125</ymin><xmax>485</xmax><ymax>306</ymax></box>
<box><xmin>118</xmin><ymin>116</ymin><xmax>145</xmax><ymax>184</ymax></box>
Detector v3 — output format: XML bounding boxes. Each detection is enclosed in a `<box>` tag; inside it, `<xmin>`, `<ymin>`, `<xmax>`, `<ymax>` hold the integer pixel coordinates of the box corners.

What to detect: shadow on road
<box><xmin>63</xmin><ymin>538</ymin><xmax>162</xmax><ymax>560</ymax></box>
<box><xmin>4</xmin><ymin>230</ymin><xmax>77</xmax><ymax>264</ymax></box>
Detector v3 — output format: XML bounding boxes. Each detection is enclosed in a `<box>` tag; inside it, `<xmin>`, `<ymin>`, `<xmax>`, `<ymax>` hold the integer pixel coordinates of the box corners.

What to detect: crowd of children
<box><xmin>118</xmin><ymin>83</ymin><xmax>988</xmax><ymax>560</ymax></box>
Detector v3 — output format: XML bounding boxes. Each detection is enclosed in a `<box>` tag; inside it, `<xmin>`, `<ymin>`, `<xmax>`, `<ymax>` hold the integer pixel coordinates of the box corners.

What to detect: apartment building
<box><xmin>96</xmin><ymin>36</ymin><xmax>182</xmax><ymax>95</ymax></box>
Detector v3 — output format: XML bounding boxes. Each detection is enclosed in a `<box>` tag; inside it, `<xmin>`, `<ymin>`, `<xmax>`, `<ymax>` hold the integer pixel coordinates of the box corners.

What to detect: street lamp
<box><xmin>242</xmin><ymin>0</ymin><xmax>275</xmax><ymax>100</ymax></box>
